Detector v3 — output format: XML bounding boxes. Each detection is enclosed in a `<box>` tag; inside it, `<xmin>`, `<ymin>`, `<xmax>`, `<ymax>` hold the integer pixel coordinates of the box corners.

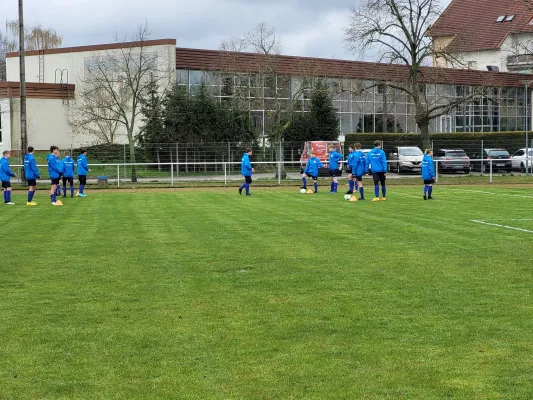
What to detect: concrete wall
<box><xmin>0</xmin><ymin>99</ymin><xmax>12</xmax><ymax>153</ymax></box>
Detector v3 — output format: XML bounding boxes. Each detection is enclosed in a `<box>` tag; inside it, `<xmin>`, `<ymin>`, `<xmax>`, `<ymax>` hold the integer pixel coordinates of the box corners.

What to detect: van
<box><xmin>300</xmin><ymin>141</ymin><xmax>344</xmax><ymax>177</ymax></box>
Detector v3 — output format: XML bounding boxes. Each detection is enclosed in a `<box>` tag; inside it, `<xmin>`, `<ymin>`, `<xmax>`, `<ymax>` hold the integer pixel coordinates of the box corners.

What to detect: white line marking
<box><xmin>471</xmin><ymin>220</ymin><xmax>533</xmax><ymax>234</ymax></box>
<box><xmin>444</xmin><ymin>188</ymin><xmax>533</xmax><ymax>199</ymax></box>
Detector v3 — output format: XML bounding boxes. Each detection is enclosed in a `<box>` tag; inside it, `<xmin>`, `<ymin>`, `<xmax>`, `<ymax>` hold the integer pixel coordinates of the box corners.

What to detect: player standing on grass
<box><xmin>422</xmin><ymin>149</ymin><xmax>435</xmax><ymax>200</ymax></box>
<box><xmin>239</xmin><ymin>148</ymin><xmax>254</xmax><ymax>196</ymax></box>
<box><xmin>0</xmin><ymin>150</ymin><xmax>17</xmax><ymax>205</ymax></box>
<box><xmin>367</xmin><ymin>140</ymin><xmax>388</xmax><ymax>202</ymax></box>
<box><xmin>353</xmin><ymin>143</ymin><xmax>367</xmax><ymax>200</ymax></box>
<box><xmin>24</xmin><ymin>146</ymin><xmax>40</xmax><ymax>206</ymax></box>
<box><xmin>47</xmin><ymin>146</ymin><xmax>63</xmax><ymax>206</ymax></box>
<box><xmin>56</xmin><ymin>149</ymin><xmax>62</xmax><ymax>197</ymax></box>
<box><xmin>77</xmin><ymin>149</ymin><xmax>90</xmax><ymax>198</ymax></box>
<box><xmin>61</xmin><ymin>151</ymin><xmax>76</xmax><ymax>198</ymax></box>
<box><xmin>328</xmin><ymin>144</ymin><xmax>343</xmax><ymax>193</ymax></box>
<box><xmin>301</xmin><ymin>150</ymin><xmax>324</xmax><ymax>193</ymax></box>
<box><xmin>345</xmin><ymin>145</ymin><xmax>355</xmax><ymax>195</ymax></box>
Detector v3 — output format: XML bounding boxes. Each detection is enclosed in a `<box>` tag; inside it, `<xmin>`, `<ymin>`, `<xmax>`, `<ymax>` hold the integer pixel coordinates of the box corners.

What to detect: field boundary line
<box><xmin>471</xmin><ymin>220</ymin><xmax>533</xmax><ymax>234</ymax></box>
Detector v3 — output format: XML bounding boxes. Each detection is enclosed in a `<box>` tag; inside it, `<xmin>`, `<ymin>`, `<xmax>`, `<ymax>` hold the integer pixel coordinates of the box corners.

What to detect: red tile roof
<box><xmin>429</xmin><ymin>0</ymin><xmax>533</xmax><ymax>51</ymax></box>
<box><xmin>176</xmin><ymin>47</ymin><xmax>531</xmax><ymax>88</ymax></box>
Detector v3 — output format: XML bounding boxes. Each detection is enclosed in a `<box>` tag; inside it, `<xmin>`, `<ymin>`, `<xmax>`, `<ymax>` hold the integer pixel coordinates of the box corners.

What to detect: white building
<box><xmin>1</xmin><ymin>39</ymin><xmax>176</xmax><ymax>153</ymax></box>
<box><xmin>429</xmin><ymin>0</ymin><xmax>533</xmax><ymax>73</ymax></box>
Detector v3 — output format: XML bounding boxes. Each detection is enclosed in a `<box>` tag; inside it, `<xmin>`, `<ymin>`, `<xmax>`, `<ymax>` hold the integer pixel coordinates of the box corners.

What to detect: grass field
<box><xmin>1</xmin><ymin>185</ymin><xmax>533</xmax><ymax>399</ymax></box>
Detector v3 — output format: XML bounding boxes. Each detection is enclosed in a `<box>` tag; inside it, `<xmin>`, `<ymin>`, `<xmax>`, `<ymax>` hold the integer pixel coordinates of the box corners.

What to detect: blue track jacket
<box><xmin>24</xmin><ymin>153</ymin><xmax>40</xmax><ymax>179</ymax></box>
<box><xmin>347</xmin><ymin>151</ymin><xmax>355</xmax><ymax>171</ymax></box>
<box><xmin>367</xmin><ymin>148</ymin><xmax>388</xmax><ymax>173</ymax></box>
<box><xmin>241</xmin><ymin>153</ymin><xmax>252</xmax><ymax>176</ymax></box>
<box><xmin>0</xmin><ymin>156</ymin><xmax>15</xmax><ymax>181</ymax></box>
<box><xmin>422</xmin><ymin>154</ymin><xmax>435</xmax><ymax>180</ymax></box>
<box><xmin>353</xmin><ymin>150</ymin><xmax>368</xmax><ymax>177</ymax></box>
<box><xmin>62</xmin><ymin>156</ymin><xmax>75</xmax><ymax>178</ymax></box>
<box><xmin>304</xmin><ymin>157</ymin><xmax>324</xmax><ymax>177</ymax></box>
<box><xmin>328</xmin><ymin>150</ymin><xmax>343</xmax><ymax>170</ymax></box>
<box><xmin>47</xmin><ymin>154</ymin><xmax>62</xmax><ymax>179</ymax></box>
<box><xmin>77</xmin><ymin>154</ymin><xmax>89</xmax><ymax>176</ymax></box>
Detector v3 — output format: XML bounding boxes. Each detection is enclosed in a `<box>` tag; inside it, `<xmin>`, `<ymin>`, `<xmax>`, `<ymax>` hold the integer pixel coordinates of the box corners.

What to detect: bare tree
<box><xmin>345</xmin><ymin>0</ymin><xmax>481</xmax><ymax>147</ymax></box>
<box><xmin>72</xmin><ymin>23</ymin><xmax>174</xmax><ymax>181</ymax></box>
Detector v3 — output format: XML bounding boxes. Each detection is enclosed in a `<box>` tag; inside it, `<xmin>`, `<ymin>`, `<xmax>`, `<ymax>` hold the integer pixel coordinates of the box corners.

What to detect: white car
<box><xmin>511</xmin><ymin>148</ymin><xmax>533</xmax><ymax>172</ymax></box>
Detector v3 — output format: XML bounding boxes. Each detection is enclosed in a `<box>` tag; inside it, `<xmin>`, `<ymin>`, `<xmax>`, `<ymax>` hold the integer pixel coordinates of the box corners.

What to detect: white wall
<box><xmin>0</xmin><ymin>99</ymin><xmax>12</xmax><ymax>153</ymax></box>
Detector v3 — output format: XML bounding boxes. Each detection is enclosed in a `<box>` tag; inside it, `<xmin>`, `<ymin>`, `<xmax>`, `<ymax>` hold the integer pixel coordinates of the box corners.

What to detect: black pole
<box><xmin>19</xmin><ymin>0</ymin><xmax>28</xmax><ymax>176</ymax></box>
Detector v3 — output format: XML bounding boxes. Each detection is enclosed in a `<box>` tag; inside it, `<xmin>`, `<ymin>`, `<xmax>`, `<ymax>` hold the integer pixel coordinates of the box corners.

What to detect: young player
<box><xmin>327</xmin><ymin>144</ymin><xmax>343</xmax><ymax>193</ymax></box>
<box><xmin>0</xmin><ymin>150</ymin><xmax>17</xmax><ymax>205</ymax></box>
<box><xmin>24</xmin><ymin>146</ymin><xmax>40</xmax><ymax>206</ymax></box>
<box><xmin>61</xmin><ymin>151</ymin><xmax>75</xmax><ymax>198</ymax></box>
<box><xmin>352</xmin><ymin>143</ymin><xmax>367</xmax><ymax>200</ymax></box>
<box><xmin>56</xmin><ymin>149</ymin><xmax>62</xmax><ymax>196</ymax></box>
<box><xmin>422</xmin><ymin>149</ymin><xmax>435</xmax><ymax>200</ymax></box>
<box><xmin>345</xmin><ymin>145</ymin><xmax>355</xmax><ymax>194</ymax></box>
<box><xmin>76</xmin><ymin>149</ymin><xmax>90</xmax><ymax>197</ymax></box>
<box><xmin>367</xmin><ymin>140</ymin><xmax>388</xmax><ymax>202</ymax></box>
<box><xmin>301</xmin><ymin>151</ymin><xmax>324</xmax><ymax>193</ymax></box>
<box><xmin>238</xmin><ymin>148</ymin><xmax>254</xmax><ymax>196</ymax></box>
<box><xmin>47</xmin><ymin>146</ymin><xmax>63</xmax><ymax>206</ymax></box>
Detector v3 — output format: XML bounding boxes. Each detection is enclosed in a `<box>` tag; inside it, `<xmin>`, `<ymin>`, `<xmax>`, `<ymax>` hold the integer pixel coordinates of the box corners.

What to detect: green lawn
<box><xmin>1</xmin><ymin>186</ymin><xmax>532</xmax><ymax>399</ymax></box>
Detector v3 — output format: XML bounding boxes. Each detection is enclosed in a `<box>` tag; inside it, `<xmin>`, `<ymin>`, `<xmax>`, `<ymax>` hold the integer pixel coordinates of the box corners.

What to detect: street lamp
<box><xmin>520</xmin><ymin>80</ymin><xmax>533</xmax><ymax>175</ymax></box>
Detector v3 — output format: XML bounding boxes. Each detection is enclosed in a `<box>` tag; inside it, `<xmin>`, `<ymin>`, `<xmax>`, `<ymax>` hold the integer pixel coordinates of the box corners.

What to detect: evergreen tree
<box><xmin>308</xmin><ymin>80</ymin><xmax>339</xmax><ymax>141</ymax></box>
<box><xmin>139</xmin><ymin>75</ymin><xmax>165</xmax><ymax>145</ymax></box>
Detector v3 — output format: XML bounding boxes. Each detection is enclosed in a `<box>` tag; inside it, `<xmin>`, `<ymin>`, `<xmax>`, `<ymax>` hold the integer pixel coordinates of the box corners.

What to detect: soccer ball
<box><xmin>344</xmin><ymin>194</ymin><xmax>352</xmax><ymax>200</ymax></box>
<box><xmin>300</xmin><ymin>189</ymin><xmax>307</xmax><ymax>194</ymax></box>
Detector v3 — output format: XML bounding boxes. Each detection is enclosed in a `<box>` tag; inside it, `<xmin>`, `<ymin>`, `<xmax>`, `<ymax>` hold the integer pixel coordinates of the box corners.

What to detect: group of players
<box><xmin>0</xmin><ymin>146</ymin><xmax>91</xmax><ymax>206</ymax></box>
<box><xmin>239</xmin><ymin>140</ymin><xmax>436</xmax><ymax>201</ymax></box>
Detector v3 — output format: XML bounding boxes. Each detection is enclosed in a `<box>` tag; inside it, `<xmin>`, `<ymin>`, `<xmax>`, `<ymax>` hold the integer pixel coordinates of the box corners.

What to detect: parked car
<box><xmin>389</xmin><ymin>146</ymin><xmax>424</xmax><ymax>173</ymax></box>
<box><xmin>471</xmin><ymin>148</ymin><xmax>512</xmax><ymax>173</ymax></box>
<box><xmin>433</xmin><ymin>149</ymin><xmax>471</xmax><ymax>174</ymax></box>
<box><xmin>511</xmin><ymin>148</ymin><xmax>533</xmax><ymax>172</ymax></box>
<box><xmin>300</xmin><ymin>141</ymin><xmax>343</xmax><ymax>177</ymax></box>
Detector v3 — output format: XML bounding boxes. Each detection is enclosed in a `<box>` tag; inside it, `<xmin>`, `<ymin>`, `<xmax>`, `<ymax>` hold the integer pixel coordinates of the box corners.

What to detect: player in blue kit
<box><xmin>47</xmin><ymin>146</ymin><xmax>63</xmax><ymax>206</ymax></box>
<box><xmin>238</xmin><ymin>148</ymin><xmax>254</xmax><ymax>196</ymax></box>
<box><xmin>76</xmin><ymin>149</ymin><xmax>90</xmax><ymax>197</ymax></box>
<box><xmin>422</xmin><ymin>149</ymin><xmax>435</xmax><ymax>200</ymax></box>
<box><xmin>352</xmin><ymin>143</ymin><xmax>367</xmax><ymax>200</ymax></box>
<box><xmin>327</xmin><ymin>144</ymin><xmax>343</xmax><ymax>193</ymax></box>
<box><xmin>0</xmin><ymin>150</ymin><xmax>17</xmax><ymax>205</ymax></box>
<box><xmin>61</xmin><ymin>151</ymin><xmax>76</xmax><ymax>198</ymax></box>
<box><xmin>24</xmin><ymin>146</ymin><xmax>40</xmax><ymax>206</ymax></box>
<box><xmin>367</xmin><ymin>140</ymin><xmax>388</xmax><ymax>202</ymax></box>
<box><xmin>301</xmin><ymin>151</ymin><xmax>324</xmax><ymax>193</ymax></box>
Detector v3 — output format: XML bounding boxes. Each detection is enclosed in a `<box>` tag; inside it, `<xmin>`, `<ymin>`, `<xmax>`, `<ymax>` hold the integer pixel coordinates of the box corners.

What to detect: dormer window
<box><xmin>496</xmin><ymin>15</ymin><xmax>505</xmax><ymax>22</ymax></box>
<box><xmin>505</xmin><ymin>15</ymin><xmax>515</xmax><ymax>22</ymax></box>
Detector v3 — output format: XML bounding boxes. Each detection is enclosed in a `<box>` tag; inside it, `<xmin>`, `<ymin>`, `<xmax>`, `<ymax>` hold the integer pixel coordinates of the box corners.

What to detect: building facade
<box><xmin>1</xmin><ymin>38</ymin><xmax>532</xmax><ymax>154</ymax></box>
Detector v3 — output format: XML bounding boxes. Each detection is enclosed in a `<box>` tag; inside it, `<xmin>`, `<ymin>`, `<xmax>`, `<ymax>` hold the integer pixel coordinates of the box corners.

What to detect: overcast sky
<box><xmin>1</xmin><ymin>0</ymin><xmax>451</xmax><ymax>61</ymax></box>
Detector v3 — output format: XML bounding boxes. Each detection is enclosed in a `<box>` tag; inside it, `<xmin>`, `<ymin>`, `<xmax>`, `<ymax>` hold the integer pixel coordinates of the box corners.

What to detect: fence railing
<box><xmin>7</xmin><ymin>158</ymin><xmax>532</xmax><ymax>188</ymax></box>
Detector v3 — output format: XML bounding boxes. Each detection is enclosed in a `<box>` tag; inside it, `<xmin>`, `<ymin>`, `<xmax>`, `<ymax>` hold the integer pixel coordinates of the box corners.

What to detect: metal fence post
<box><xmin>117</xmin><ymin>164</ymin><xmax>120</xmax><ymax>188</ymax></box>
<box><xmin>224</xmin><ymin>162</ymin><xmax>227</xmax><ymax>186</ymax></box>
<box><xmin>490</xmin><ymin>159</ymin><xmax>493</xmax><ymax>183</ymax></box>
<box><xmin>171</xmin><ymin>162</ymin><xmax>174</xmax><ymax>186</ymax></box>
<box><xmin>481</xmin><ymin>139</ymin><xmax>484</xmax><ymax>175</ymax></box>
<box><xmin>435</xmin><ymin>160</ymin><xmax>439</xmax><ymax>183</ymax></box>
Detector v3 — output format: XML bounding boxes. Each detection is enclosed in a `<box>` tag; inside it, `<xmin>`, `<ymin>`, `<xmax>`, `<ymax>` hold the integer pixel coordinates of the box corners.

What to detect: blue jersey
<box><xmin>304</xmin><ymin>157</ymin><xmax>324</xmax><ymax>177</ymax></box>
<box><xmin>241</xmin><ymin>153</ymin><xmax>252</xmax><ymax>176</ymax></box>
<box><xmin>0</xmin><ymin>156</ymin><xmax>15</xmax><ymax>181</ymax></box>
<box><xmin>77</xmin><ymin>154</ymin><xmax>89</xmax><ymax>176</ymax></box>
<box><xmin>328</xmin><ymin>150</ymin><xmax>343</xmax><ymax>170</ymax></box>
<box><xmin>47</xmin><ymin>154</ymin><xmax>62</xmax><ymax>179</ymax></box>
<box><xmin>353</xmin><ymin>150</ymin><xmax>368</xmax><ymax>177</ymax></box>
<box><xmin>422</xmin><ymin>154</ymin><xmax>435</xmax><ymax>180</ymax></box>
<box><xmin>62</xmin><ymin>156</ymin><xmax>75</xmax><ymax>178</ymax></box>
<box><xmin>347</xmin><ymin>151</ymin><xmax>356</xmax><ymax>171</ymax></box>
<box><xmin>24</xmin><ymin>153</ymin><xmax>40</xmax><ymax>180</ymax></box>
<box><xmin>367</xmin><ymin>148</ymin><xmax>388</xmax><ymax>173</ymax></box>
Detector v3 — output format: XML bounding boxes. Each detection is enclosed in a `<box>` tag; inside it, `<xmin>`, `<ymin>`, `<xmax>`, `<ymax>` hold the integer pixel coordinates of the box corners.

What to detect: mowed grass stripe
<box><xmin>0</xmin><ymin>187</ymin><xmax>532</xmax><ymax>399</ymax></box>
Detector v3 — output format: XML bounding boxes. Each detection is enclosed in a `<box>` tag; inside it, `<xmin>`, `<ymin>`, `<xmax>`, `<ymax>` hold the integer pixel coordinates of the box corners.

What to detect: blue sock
<box><xmin>374</xmin><ymin>185</ymin><xmax>379</xmax><ymax>198</ymax></box>
<box><xmin>382</xmin><ymin>186</ymin><xmax>387</xmax><ymax>198</ymax></box>
<box><xmin>7</xmin><ymin>191</ymin><xmax>11</xmax><ymax>202</ymax></box>
<box><xmin>360</xmin><ymin>187</ymin><xmax>364</xmax><ymax>199</ymax></box>
<box><xmin>314</xmin><ymin>182</ymin><xmax>318</xmax><ymax>192</ymax></box>
<box><xmin>334</xmin><ymin>182</ymin><xmax>338</xmax><ymax>192</ymax></box>
<box><xmin>51</xmin><ymin>194</ymin><xmax>55</xmax><ymax>203</ymax></box>
<box><xmin>354</xmin><ymin>181</ymin><xmax>359</xmax><ymax>192</ymax></box>
<box><xmin>330</xmin><ymin>182</ymin><xmax>334</xmax><ymax>191</ymax></box>
<box><xmin>348</xmin><ymin>180</ymin><xmax>354</xmax><ymax>192</ymax></box>
<box><xmin>28</xmin><ymin>191</ymin><xmax>33</xmax><ymax>202</ymax></box>
<box><xmin>63</xmin><ymin>185</ymin><xmax>66</xmax><ymax>196</ymax></box>
<box><xmin>428</xmin><ymin>186</ymin><xmax>433</xmax><ymax>197</ymax></box>
<box><xmin>80</xmin><ymin>184</ymin><xmax>85</xmax><ymax>194</ymax></box>
<box><xmin>71</xmin><ymin>186</ymin><xmax>75</xmax><ymax>196</ymax></box>
<box><xmin>4</xmin><ymin>191</ymin><xmax>7</xmax><ymax>203</ymax></box>
<box><xmin>302</xmin><ymin>177</ymin><xmax>307</xmax><ymax>188</ymax></box>
<box><xmin>424</xmin><ymin>185</ymin><xmax>428</xmax><ymax>196</ymax></box>
<box><xmin>245</xmin><ymin>183</ymin><xmax>250</xmax><ymax>195</ymax></box>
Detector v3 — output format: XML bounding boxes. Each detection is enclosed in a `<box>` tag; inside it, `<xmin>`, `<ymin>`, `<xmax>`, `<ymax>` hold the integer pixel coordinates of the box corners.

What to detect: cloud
<box><xmin>1</xmin><ymin>0</ymin><xmax>452</xmax><ymax>60</ymax></box>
